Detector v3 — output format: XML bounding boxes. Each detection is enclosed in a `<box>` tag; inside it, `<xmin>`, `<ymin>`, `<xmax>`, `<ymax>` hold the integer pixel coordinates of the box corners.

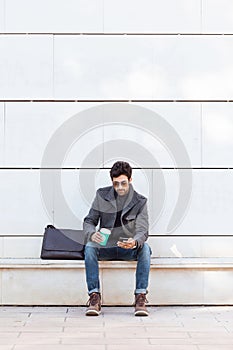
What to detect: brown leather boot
<box><xmin>85</xmin><ymin>292</ymin><xmax>101</xmax><ymax>316</ymax></box>
<box><xmin>134</xmin><ymin>293</ymin><xmax>149</xmax><ymax>316</ymax></box>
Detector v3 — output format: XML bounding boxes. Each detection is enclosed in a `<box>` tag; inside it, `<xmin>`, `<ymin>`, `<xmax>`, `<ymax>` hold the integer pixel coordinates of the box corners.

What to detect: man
<box><xmin>83</xmin><ymin>161</ymin><xmax>152</xmax><ymax>316</ymax></box>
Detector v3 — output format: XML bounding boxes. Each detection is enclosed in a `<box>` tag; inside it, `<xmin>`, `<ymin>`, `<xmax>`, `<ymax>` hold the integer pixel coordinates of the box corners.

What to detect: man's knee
<box><xmin>138</xmin><ymin>243</ymin><xmax>152</xmax><ymax>258</ymax></box>
<box><xmin>84</xmin><ymin>244</ymin><xmax>99</xmax><ymax>260</ymax></box>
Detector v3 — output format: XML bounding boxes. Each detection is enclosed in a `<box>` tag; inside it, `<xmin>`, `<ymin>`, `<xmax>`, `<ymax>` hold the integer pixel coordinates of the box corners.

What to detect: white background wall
<box><xmin>0</xmin><ymin>0</ymin><xmax>233</xmax><ymax>259</ymax></box>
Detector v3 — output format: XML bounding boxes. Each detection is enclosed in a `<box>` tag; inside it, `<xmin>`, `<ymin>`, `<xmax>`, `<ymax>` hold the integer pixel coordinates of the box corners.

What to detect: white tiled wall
<box><xmin>0</xmin><ymin>237</ymin><xmax>3</xmax><ymax>257</ymax></box>
<box><xmin>1</xmin><ymin>35</ymin><xmax>231</xmax><ymax>101</ymax></box>
<box><xmin>202</xmin><ymin>103</ymin><xmax>233</xmax><ymax>167</ymax></box>
<box><xmin>1</xmin><ymin>101</ymin><xmax>233</xmax><ymax>250</ymax></box>
<box><xmin>54</xmin><ymin>35</ymin><xmax>154</xmax><ymax>100</ymax></box>
<box><xmin>0</xmin><ymin>168</ymin><xmax>154</xmax><ymax>234</ymax></box>
<box><xmin>3</xmin><ymin>235</ymin><xmax>233</xmax><ymax>259</ymax></box>
<box><xmin>2</xmin><ymin>1</ymin><xmax>233</xmax><ymax>35</ymax></box>
<box><xmin>0</xmin><ymin>35</ymin><xmax>53</xmax><ymax>99</ymax></box>
<box><xmin>0</xmin><ymin>0</ymin><xmax>4</xmax><ymax>32</ymax></box>
<box><xmin>202</xmin><ymin>0</ymin><xmax>233</xmax><ymax>33</ymax></box>
<box><xmin>0</xmin><ymin>1</ymin><xmax>232</xmax><ymax>261</ymax></box>
<box><xmin>149</xmin><ymin>35</ymin><xmax>233</xmax><ymax>100</ymax></box>
<box><xmin>104</xmin><ymin>0</ymin><xmax>201</xmax><ymax>33</ymax></box>
<box><xmin>2</xmin><ymin>102</ymin><xmax>201</xmax><ymax>167</ymax></box>
<box><xmin>0</xmin><ymin>170</ymin><xmax>53</xmax><ymax>235</ymax></box>
<box><xmin>54</xmin><ymin>35</ymin><xmax>233</xmax><ymax>100</ymax></box>
<box><xmin>2</xmin><ymin>237</ymin><xmax>42</xmax><ymax>258</ymax></box>
<box><xmin>3</xmin><ymin>102</ymin><xmax>102</xmax><ymax>167</ymax></box>
<box><xmin>3</xmin><ymin>0</ymin><xmax>233</xmax><ymax>36</ymax></box>
<box><xmin>103</xmin><ymin>102</ymin><xmax>201</xmax><ymax>167</ymax></box>
<box><xmin>4</xmin><ymin>0</ymin><xmax>104</xmax><ymax>33</ymax></box>
<box><xmin>2</xmin><ymin>0</ymin><xmax>202</xmax><ymax>34</ymax></box>
<box><xmin>152</xmin><ymin>170</ymin><xmax>233</xmax><ymax>235</ymax></box>
<box><xmin>0</xmin><ymin>35</ymin><xmax>233</xmax><ymax>100</ymax></box>
<box><xmin>0</xmin><ymin>168</ymin><xmax>233</xmax><ymax>237</ymax></box>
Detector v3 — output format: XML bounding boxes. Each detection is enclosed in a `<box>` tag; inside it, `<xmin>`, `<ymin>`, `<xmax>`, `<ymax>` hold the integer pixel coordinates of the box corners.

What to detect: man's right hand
<box><xmin>91</xmin><ymin>232</ymin><xmax>104</xmax><ymax>244</ymax></box>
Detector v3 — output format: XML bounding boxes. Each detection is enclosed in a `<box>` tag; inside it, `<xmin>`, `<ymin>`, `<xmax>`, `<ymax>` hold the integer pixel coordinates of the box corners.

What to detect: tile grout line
<box><xmin>3</xmin><ymin>0</ymin><xmax>5</xmax><ymax>32</ymax></box>
<box><xmin>1</xmin><ymin>32</ymin><xmax>233</xmax><ymax>35</ymax></box>
<box><xmin>187</xmin><ymin>331</ymin><xmax>192</xmax><ymax>339</ymax></box>
<box><xmin>17</xmin><ymin>330</ymin><xmax>21</xmax><ymax>339</ymax></box>
<box><xmin>143</xmin><ymin>321</ymin><xmax>148</xmax><ymax>344</ymax></box>
<box><xmin>2</xmin><ymin>99</ymin><xmax>233</xmax><ymax>102</ymax></box>
<box><xmin>3</xmin><ymin>101</ymin><xmax>6</xmax><ymax>167</ymax></box>
<box><xmin>102</xmin><ymin>0</ymin><xmax>105</xmax><ymax>33</ymax></box>
<box><xmin>63</xmin><ymin>310</ymin><xmax>67</xmax><ymax>342</ymax></box>
<box><xmin>200</xmin><ymin>103</ymin><xmax>203</xmax><ymax>168</ymax></box>
<box><xmin>2</xmin><ymin>167</ymin><xmax>233</xmax><ymax>170</ymax></box>
<box><xmin>52</xmin><ymin>34</ymin><xmax>55</xmax><ymax>99</ymax></box>
<box><xmin>224</xmin><ymin>324</ymin><xmax>230</xmax><ymax>333</ymax></box>
<box><xmin>52</xmin><ymin>169</ymin><xmax>55</xmax><ymax>225</ymax></box>
<box><xmin>102</xmin><ymin>107</ymin><xmax>105</xmax><ymax>165</ymax></box>
<box><xmin>200</xmin><ymin>0</ymin><xmax>203</xmax><ymax>33</ymax></box>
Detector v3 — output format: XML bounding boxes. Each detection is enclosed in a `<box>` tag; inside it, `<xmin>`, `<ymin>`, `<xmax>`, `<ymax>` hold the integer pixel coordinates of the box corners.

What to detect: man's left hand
<box><xmin>117</xmin><ymin>238</ymin><xmax>137</xmax><ymax>249</ymax></box>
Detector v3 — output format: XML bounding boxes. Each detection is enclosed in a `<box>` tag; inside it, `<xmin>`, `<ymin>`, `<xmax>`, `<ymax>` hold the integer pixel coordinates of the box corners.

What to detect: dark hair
<box><xmin>110</xmin><ymin>161</ymin><xmax>132</xmax><ymax>180</ymax></box>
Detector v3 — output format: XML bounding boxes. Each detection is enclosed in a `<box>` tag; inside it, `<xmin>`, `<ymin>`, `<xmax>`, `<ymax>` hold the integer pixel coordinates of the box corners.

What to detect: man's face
<box><xmin>112</xmin><ymin>174</ymin><xmax>132</xmax><ymax>196</ymax></box>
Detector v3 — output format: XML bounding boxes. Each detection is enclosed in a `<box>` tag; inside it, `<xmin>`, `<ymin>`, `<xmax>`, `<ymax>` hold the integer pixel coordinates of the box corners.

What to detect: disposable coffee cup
<box><xmin>99</xmin><ymin>228</ymin><xmax>111</xmax><ymax>246</ymax></box>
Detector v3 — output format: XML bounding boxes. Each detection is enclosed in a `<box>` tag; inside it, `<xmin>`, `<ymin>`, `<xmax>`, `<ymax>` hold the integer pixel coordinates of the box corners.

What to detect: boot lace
<box><xmin>135</xmin><ymin>293</ymin><xmax>148</xmax><ymax>306</ymax></box>
<box><xmin>87</xmin><ymin>292</ymin><xmax>100</xmax><ymax>306</ymax></box>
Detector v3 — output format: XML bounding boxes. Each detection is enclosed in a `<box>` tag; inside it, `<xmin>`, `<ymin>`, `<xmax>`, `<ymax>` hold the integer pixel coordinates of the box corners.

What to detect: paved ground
<box><xmin>0</xmin><ymin>306</ymin><xmax>233</xmax><ymax>350</ymax></box>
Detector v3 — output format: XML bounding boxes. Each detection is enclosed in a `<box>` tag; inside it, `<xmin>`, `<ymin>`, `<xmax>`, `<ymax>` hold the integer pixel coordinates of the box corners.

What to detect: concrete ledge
<box><xmin>1</xmin><ymin>257</ymin><xmax>233</xmax><ymax>305</ymax></box>
<box><xmin>1</xmin><ymin>257</ymin><xmax>233</xmax><ymax>268</ymax></box>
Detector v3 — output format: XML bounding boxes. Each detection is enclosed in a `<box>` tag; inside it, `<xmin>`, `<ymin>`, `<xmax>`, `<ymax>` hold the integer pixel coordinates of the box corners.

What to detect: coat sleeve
<box><xmin>83</xmin><ymin>192</ymin><xmax>100</xmax><ymax>242</ymax></box>
<box><xmin>133</xmin><ymin>201</ymin><xmax>149</xmax><ymax>248</ymax></box>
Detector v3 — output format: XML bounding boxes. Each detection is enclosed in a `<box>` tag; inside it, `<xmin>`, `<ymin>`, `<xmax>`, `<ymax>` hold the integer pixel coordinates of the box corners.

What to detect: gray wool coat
<box><xmin>83</xmin><ymin>184</ymin><xmax>149</xmax><ymax>248</ymax></box>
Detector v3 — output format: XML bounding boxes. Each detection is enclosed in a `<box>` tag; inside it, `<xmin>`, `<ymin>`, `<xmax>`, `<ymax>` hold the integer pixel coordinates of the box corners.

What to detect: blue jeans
<box><xmin>84</xmin><ymin>242</ymin><xmax>152</xmax><ymax>295</ymax></box>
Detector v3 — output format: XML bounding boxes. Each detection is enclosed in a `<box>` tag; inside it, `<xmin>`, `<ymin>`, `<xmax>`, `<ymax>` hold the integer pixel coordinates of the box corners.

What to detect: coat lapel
<box><xmin>103</xmin><ymin>186</ymin><xmax>117</xmax><ymax>209</ymax></box>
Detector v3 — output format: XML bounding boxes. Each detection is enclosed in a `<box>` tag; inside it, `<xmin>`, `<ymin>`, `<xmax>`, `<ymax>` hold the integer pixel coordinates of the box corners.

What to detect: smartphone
<box><xmin>119</xmin><ymin>237</ymin><xmax>129</xmax><ymax>243</ymax></box>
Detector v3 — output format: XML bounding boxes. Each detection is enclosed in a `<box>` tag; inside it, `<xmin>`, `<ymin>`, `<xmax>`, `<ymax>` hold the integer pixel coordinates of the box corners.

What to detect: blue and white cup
<box><xmin>99</xmin><ymin>228</ymin><xmax>111</xmax><ymax>246</ymax></box>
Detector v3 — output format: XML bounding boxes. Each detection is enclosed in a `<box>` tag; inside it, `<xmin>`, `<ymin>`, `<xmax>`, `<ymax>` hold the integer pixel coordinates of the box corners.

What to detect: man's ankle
<box><xmin>86</xmin><ymin>292</ymin><xmax>101</xmax><ymax>316</ymax></box>
<box><xmin>134</xmin><ymin>293</ymin><xmax>149</xmax><ymax>317</ymax></box>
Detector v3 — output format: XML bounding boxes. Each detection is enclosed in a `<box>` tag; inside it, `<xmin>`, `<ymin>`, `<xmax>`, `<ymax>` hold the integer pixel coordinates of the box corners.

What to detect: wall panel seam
<box><xmin>1</xmin><ymin>100</ymin><xmax>233</xmax><ymax>103</ymax></box>
<box><xmin>200</xmin><ymin>103</ymin><xmax>203</xmax><ymax>168</ymax></box>
<box><xmin>1</xmin><ymin>33</ymin><xmax>233</xmax><ymax>36</ymax></box>
<box><xmin>200</xmin><ymin>0</ymin><xmax>203</xmax><ymax>33</ymax></box>
<box><xmin>0</xmin><ymin>167</ymin><xmax>233</xmax><ymax>170</ymax></box>
<box><xmin>52</xmin><ymin>35</ymin><xmax>55</xmax><ymax>98</ymax></box>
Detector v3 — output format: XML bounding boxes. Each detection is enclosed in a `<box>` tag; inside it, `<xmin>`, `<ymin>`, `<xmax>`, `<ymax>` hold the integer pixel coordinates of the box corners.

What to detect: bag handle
<box><xmin>46</xmin><ymin>224</ymin><xmax>56</xmax><ymax>229</ymax></box>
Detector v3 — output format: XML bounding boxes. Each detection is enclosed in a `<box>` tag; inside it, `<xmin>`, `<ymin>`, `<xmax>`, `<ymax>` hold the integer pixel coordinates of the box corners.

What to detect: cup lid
<box><xmin>100</xmin><ymin>228</ymin><xmax>111</xmax><ymax>235</ymax></box>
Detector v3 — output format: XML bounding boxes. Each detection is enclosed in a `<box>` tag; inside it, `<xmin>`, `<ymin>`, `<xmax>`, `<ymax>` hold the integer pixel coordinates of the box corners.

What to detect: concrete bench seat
<box><xmin>0</xmin><ymin>257</ymin><xmax>233</xmax><ymax>306</ymax></box>
<box><xmin>1</xmin><ymin>257</ymin><xmax>233</xmax><ymax>268</ymax></box>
